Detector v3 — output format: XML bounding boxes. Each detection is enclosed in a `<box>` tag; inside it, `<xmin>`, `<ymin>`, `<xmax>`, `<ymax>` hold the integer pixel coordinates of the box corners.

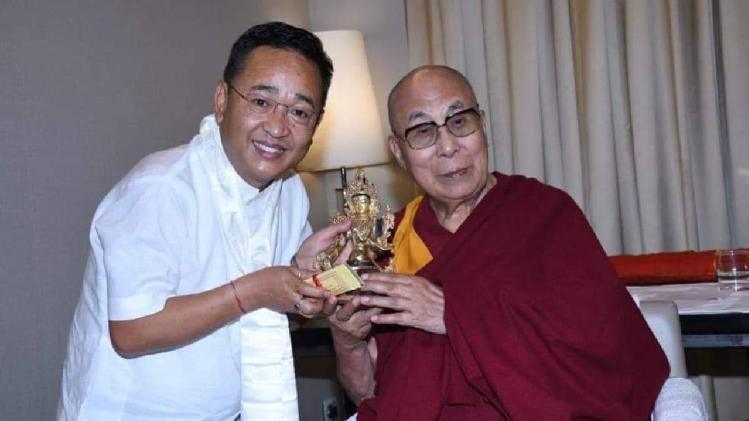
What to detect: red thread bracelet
<box><xmin>229</xmin><ymin>280</ymin><xmax>247</xmax><ymax>314</ymax></box>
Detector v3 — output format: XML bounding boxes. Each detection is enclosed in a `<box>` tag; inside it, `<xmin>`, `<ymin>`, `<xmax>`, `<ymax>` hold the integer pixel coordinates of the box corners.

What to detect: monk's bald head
<box><xmin>387</xmin><ymin>65</ymin><xmax>476</xmax><ymax>133</ymax></box>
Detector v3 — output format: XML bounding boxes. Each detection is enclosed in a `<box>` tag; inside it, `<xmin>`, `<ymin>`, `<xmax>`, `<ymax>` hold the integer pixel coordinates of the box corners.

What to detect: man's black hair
<box><xmin>223</xmin><ymin>21</ymin><xmax>334</xmax><ymax>112</ymax></box>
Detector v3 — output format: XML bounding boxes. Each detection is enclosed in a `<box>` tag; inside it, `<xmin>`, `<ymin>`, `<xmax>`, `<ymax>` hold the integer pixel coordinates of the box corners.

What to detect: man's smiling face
<box><xmin>214</xmin><ymin>46</ymin><xmax>322</xmax><ymax>188</ymax></box>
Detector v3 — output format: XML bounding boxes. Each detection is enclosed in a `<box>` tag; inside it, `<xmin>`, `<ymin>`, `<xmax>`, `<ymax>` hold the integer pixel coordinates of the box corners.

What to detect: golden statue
<box><xmin>316</xmin><ymin>168</ymin><xmax>394</xmax><ymax>274</ymax></box>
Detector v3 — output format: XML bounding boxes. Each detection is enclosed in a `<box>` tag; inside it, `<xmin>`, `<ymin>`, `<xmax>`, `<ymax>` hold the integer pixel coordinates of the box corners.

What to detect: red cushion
<box><xmin>608</xmin><ymin>250</ymin><xmax>717</xmax><ymax>286</ymax></box>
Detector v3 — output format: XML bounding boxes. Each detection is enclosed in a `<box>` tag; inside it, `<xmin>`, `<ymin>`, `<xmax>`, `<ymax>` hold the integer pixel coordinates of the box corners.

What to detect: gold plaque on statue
<box><xmin>302</xmin><ymin>264</ymin><xmax>363</xmax><ymax>296</ymax></box>
<box><xmin>315</xmin><ymin>168</ymin><xmax>394</xmax><ymax>275</ymax></box>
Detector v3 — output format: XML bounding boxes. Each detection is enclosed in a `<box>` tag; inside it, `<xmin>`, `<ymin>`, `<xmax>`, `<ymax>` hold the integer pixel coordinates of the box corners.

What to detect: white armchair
<box><xmin>638</xmin><ymin>300</ymin><xmax>708</xmax><ymax>421</ymax></box>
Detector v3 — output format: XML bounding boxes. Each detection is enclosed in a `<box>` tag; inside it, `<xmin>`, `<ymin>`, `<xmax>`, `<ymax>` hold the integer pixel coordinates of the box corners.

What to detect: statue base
<box><xmin>347</xmin><ymin>252</ymin><xmax>381</xmax><ymax>276</ymax></box>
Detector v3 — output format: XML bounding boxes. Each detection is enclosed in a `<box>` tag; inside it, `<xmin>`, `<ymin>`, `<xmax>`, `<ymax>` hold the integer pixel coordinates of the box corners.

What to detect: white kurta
<box><xmin>58</xmin><ymin>115</ymin><xmax>310</xmax><ymax>421</ymax></box>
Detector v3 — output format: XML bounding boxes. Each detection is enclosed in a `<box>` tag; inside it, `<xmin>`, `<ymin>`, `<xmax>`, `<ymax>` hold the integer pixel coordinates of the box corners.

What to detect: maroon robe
<box><xmin>357</xmin><ymin>173</ymin><xmax>668</xmax><ymax>420</ymax></box>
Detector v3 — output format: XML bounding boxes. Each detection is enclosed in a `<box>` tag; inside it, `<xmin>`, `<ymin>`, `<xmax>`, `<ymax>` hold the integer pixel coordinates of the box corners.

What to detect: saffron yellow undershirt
<box><xmin>391</xmin><ymin>195</ymin><xmax>433</xmax><ymax>275</ymax></box>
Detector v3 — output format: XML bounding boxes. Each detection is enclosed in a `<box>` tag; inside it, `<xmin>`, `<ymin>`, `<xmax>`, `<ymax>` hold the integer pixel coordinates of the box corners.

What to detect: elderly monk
<box><xmin>330</xmin><ymin>65</ymin><xmax>669</xmax><ymax>420</ymax></box>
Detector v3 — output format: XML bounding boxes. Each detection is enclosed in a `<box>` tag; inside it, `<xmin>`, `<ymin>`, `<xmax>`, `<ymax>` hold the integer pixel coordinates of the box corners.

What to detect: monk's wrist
<box><xmin>332</xmin><ymin>334</ymin><xmax>369</xmax><ymax>353</ymax></box>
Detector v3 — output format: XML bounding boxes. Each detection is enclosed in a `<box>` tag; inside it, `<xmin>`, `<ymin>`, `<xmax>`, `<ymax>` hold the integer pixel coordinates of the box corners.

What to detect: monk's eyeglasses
<box><xmin>227</xmin><ymin>83</ymin><xmax>318</xmax><ymax>128</ymax></box>
<box><xmin>400</xmin><ymin>107</ymin><xmax>482</xmax><ymax>150</ymax></box>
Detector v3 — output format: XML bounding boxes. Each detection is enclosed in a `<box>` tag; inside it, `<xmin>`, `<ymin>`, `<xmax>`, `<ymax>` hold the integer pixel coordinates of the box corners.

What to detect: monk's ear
<box><xmin>214</xmin><ymin>80</ymin><xmax>228</xmax><ymax>124</ymax></box>
<box><xmin>388</xmin><ymin>135</ymin><xmax>407</xmax><ymax>171</ymax></box>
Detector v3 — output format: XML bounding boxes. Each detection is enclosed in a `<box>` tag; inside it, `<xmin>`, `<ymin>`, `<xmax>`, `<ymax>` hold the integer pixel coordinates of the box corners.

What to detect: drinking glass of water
<box><xmin>715</xmin><ymin>248</ymin><xmax>749</xmax><ymax>291</ymax></box>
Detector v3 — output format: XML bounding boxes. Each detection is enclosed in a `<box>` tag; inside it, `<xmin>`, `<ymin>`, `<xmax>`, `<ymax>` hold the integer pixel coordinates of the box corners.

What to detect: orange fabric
<box><xmin>609</xmin><ymin>250</ymin><xmax>717</xmax><ymax>286</ymax></box>
<box><xmin>391</xmin><ymin>195</ymin><xmax>432</xmax><ymax>275</ymax></box>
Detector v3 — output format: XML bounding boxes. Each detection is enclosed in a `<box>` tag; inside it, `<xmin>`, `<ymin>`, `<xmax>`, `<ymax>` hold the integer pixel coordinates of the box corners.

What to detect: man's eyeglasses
<box><xmin>227</xmin><ymin>83</ymin><xmax>318</xmax><ymax>128</ymax></box>
<box><xmin>401</xmin><ymin>107</ymin><xmax>482</xmax><ymax>150</ymax></box>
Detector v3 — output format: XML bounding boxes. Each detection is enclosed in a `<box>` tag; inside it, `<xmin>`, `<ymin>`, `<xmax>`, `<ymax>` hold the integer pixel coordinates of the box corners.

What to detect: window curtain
<box><xmin>404</xmin><ymin>0</ymin><xmax>749</xmax><ymax>254</ymax></box>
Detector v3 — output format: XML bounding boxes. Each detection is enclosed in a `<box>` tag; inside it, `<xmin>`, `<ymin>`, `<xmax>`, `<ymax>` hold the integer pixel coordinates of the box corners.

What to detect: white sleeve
<box><xmin>95</xmin><ymin>179</ymin><xmax>189</xmax><ymax>321</ymax></box>
<box><xmin>300</xmin><ymin>221</ymin><xmax>313</xmax><ymax>246</ymax></box>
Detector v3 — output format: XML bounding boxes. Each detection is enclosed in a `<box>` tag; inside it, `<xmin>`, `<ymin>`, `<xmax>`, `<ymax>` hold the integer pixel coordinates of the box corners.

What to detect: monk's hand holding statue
<box><xmin>328</xmin><ymin>294</ymin><xmax>383</xmax><ymax>347</ymax></box>
<box><xmin>358</xmin><ymin>271</ymin><xmax>446</xmax><ymax>334</ymax></box>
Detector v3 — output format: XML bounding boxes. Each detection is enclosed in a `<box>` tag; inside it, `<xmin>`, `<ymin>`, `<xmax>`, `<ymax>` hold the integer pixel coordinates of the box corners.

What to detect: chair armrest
<box><xmin>639</xmin><ymin>300</ymin><xmax>687</xmax><ymax>377</ymax></box>
<box><xmin>652</xmin><ymin>378</ymin><xmax>707</xmax><ymax>421</ymax></box>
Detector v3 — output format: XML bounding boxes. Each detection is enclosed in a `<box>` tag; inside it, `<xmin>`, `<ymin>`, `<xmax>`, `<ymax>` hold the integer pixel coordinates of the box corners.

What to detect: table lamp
<box><xmin>297</xmin><ymin>30</ymin><xmax>390</xmax><ymax>209</ymax></box>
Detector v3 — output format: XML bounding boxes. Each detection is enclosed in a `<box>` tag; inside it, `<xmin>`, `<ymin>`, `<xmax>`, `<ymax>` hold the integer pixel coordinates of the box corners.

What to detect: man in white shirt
<box><xmin>58</xmin><ymin>22</ymin><xmax>347</xmax><ymax>421</ymax></box>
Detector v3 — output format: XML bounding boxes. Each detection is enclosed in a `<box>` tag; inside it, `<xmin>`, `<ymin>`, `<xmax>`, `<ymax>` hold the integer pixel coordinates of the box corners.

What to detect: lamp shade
<box><xmin>297</xmin><ymin>30</ymin><xmax>390</xmax><ymax>172</ymax></box>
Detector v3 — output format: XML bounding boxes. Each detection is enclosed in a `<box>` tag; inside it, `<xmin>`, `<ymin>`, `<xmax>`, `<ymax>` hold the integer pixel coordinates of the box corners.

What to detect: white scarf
<box><xmin>196</xmin><ymin>115</ymin><xmax>299</xmax><ymax>420</ymax></box>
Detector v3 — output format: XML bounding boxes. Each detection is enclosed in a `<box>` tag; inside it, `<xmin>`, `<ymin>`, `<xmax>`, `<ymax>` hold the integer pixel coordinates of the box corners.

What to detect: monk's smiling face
<box><xmin>388</xmin><ymin>67</ymin><xmax>490</xmax><ymax>207</ymax></box>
